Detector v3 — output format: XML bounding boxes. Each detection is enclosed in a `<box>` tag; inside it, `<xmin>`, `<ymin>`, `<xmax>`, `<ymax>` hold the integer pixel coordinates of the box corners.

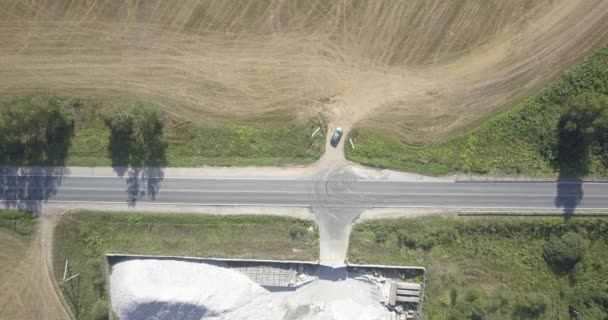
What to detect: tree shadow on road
<box><xmin>123</xmin><ymin>167</ymin><xmax>165</xmax><ymax>206</ymax></box>
<box><xmin>105</xmin><ymin>107</ymin><xmax>167</xmax><ymax>206</ymax></box>
<box><xmin>0</xmin><ymin>167</ymin><xmax>69</xmax><ymax>215</ymax></box>
<box><xmin>554</xmin><ymin>178</ymin><xmax>583</xmax><ymax>218</ymax></box>
<box><xmin>552</xmin><ymin>115</ymin><xmax>588</xmax><ymax>218</ymax></box>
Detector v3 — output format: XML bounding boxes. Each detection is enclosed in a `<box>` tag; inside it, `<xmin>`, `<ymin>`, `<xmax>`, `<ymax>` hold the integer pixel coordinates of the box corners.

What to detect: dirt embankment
<box><xmin>1</xmin><ymin>0</ymin><xmax>607</xmax><ymax>143</ymax></box>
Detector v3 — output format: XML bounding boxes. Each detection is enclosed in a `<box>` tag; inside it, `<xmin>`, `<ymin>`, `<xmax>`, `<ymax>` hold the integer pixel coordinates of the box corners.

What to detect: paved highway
<box><xmin>2</xmin><ymin>174</ymin><xmax>608</xmax><ymax>211</ymax></box>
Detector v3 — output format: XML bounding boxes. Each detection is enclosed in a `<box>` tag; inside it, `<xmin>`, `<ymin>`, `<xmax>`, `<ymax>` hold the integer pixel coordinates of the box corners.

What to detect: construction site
<box><xmin>106</xmin><ymin>255</ymin><xmax>425</xmax><ymax>320</ymax></box>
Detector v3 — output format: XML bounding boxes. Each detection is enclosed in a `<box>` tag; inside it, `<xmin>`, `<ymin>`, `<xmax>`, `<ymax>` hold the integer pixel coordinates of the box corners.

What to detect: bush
<box><xmin>289</xmin><ymin>224</ymin><xmax>308</xmax><ymax>239</ymax></box>
<box><xmin>91</xmin><ymin>261</ymin><xmax>106</xmax><ymax>297</ymax></box>
<box><xmin>513</xmin><ymin>293</ymin><xmax>549</xmax><ymax>319</ymax></box>
<box><xmin>398</xmin><ymin>229</ymin><xmax>454</xmax><ymax>251</ymax></box>
<box><xmin>543</xmin><ymin>232</ymin><xmax>589</xmax><ymax>273</ymax></box>
<box><xmin>373</xmin><ymin>229</ymin><xmax>389</xmax><ymax>244</ymax></box>
<box><xmin>90</xmin><ymin>299</ymin><xmax>108</xmax><ymax>320</ymax></box>
<box><xmin>450</xmin><ymin>289</ymin><xmax>486</xmax><ymax>320</ymax></box>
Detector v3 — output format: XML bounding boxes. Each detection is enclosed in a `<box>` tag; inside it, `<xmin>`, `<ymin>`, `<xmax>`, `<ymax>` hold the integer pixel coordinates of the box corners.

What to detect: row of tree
<box><xmin>1</xmin><ymin>93</ymin><xmax>604</xmax><ymax>174</ymax></box>
<box><xmin>0</xmin><ymin>97</ymin><xmax>167</xmax><ymax>169</ymax></box>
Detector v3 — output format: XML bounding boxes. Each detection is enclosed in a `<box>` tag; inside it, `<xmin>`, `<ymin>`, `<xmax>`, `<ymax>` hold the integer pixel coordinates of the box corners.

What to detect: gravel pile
<box><xmin>111</xmin><ymin>259</ymin><xmax>391</xmax><ymax>320</ymax></box>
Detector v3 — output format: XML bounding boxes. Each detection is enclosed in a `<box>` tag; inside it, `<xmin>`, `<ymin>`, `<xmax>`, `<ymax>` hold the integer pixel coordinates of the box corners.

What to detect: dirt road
<box><xmin>0</xmin><ymin>219</ymin><xmax>71</xmax><ymax>320</ymax></box>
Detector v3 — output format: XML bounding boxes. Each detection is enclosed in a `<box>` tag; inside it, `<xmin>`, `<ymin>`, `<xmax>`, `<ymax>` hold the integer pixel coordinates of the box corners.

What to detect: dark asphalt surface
<box><xmin>1</xmin><ymin>174</ymin><xmax>607</xmax><ymax>212</ymax></box>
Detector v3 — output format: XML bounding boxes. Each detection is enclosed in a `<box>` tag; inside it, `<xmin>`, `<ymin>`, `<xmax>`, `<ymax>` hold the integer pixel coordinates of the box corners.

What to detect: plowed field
<box><xmin>1</xmin><ymin>0</ymin><xmax>608</xmax><ymax>143</ymax></box>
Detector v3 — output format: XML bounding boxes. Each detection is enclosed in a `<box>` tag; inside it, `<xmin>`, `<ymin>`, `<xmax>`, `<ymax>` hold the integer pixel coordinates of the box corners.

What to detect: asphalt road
<box><xmin>2</xmin><ymin>174</ymin><xmax>608</xmax><ymax>212</ymax></box>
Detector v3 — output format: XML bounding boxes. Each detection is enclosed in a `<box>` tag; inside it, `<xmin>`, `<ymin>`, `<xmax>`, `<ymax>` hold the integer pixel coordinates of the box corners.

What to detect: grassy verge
<box><xmin>52</xmin><ymin>211</ymin><xmax>319</xmax><ymax>320</ymax></box>
<box><xmin>0</xmin><ymin>95</ymin><xmax>325</xmax><ymax>167</ymax></box>
<box><xmin>348</xmin><ymin>216</ymin><xmax>608</xmax><ymax>319</ymax></box>
<box><xmin>0</xmin><ymin>209</ymin><xmax>35</xmax><ymax>237</ymax></box>
<box><xmin>346</xmin><ymin>44</ymin><xmax>608</xmax><ymax>177</ymax></box>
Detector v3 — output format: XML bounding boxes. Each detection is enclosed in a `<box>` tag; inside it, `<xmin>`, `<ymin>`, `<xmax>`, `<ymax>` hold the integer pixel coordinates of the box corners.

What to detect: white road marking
<box><xmin>1</xmin><ymin>186</ymin><xmax>605</xmax><ymax>197</ymax></box>
<box><xmin>3</xmin><ymin>200</ymin><xmax>608</xmax><ymax>210</ymax></box>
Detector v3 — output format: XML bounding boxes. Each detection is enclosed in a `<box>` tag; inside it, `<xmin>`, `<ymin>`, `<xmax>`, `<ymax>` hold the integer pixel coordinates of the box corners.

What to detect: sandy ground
<box><xmin>1</xmin><ymin>0</ymin><xmax>608</xmax><ymax>144</ymax></box>
<box><xmin>0</xmin><ymin>219</ymin><xmax>71</xmax><ymax>320</ymax></box>
<box><xmin>111</xmin><ymin>259</ymin><xmax>391</xmax><ymax>320</ymax></box>
<box><xmin>1</xmin><ymin>156</ymin><xmax>455</xmax><ymax>181</ymax></box>
<box><xmin>41</xmin><ymin>203</ymin><xmax>315</xmax><ymax>221</ymax></box>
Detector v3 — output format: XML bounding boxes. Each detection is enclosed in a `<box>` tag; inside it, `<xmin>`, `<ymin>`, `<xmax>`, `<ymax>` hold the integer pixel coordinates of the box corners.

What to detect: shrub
<box><xmin>91</xmin><ymin>261</ymin><xmax>106</xmax><ymax>297</ymax></box>
<box><xmin>90</xmin><ymin>299</ymin><xmax>108</xmax><ymax>320</ymax></box>
<box><xmin>373</xmin><ymin>229</ymin><xmax>389</xmax><ymax>244</ymax></box>
<box><xmin>289</xmin><ymin>224</ymin><xmax>308</xmax><ymax>240</ymax></box>
<box><xmin>543</xmin><ymin>232</ymin><xmax>589</xmax><ymax>273</ymax></box>
<box><xmin>450</xmin><ymin>289</ymin><xmax>486</xmax><ymax>320</ymax></box>
<box><xmin>398</xmin><ymin>231</ymin><xmax>450</xmax><ymax>251</ymax></box>
<box><xmin>513</xmin><ymin>293</ymin><xmax>549</xmax><ymax>319</ymax></box>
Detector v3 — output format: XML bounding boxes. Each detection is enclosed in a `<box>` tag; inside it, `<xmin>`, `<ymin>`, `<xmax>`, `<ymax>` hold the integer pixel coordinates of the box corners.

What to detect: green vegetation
<box><xmin>557</xmin><ymin>93</ymin><xmax>608</xmax><ymax>176</ymax></box>
<box><xmin>349</xmin><ymin>216</ymin><xmax>608</xmax><ymax>319</ymax></box>
<box><xmin>0</xmin><ymin>97</ymin><xmax>74</xmax><ymax>166</ymax></box>
<box><xmin>102</xmin><ymin>102</ymin><xmax>166</xmax><ymax>168</ymax></box>
<box><xmin>543</xmin><ymin>231</ymin><xmax>589</xmax><ymax>274</ymax></box>
<box><xmin>53</xmin><ymin>211</ymin><xmax>319</xmax><ymax>320</ymax></box>
<box><xmin>0</xmin><ymin>96</ymin><xmax>325</xmax><ymax>167</ymax></box>
<box><xmin>0</xmin><ymin>209</ymin><xmax>35</xmax><ymax>237</ymax></box>
<box><xmin>347</xmin><ymin>45</ymin><xmax>608</xmax><ymax>177</ymax></box>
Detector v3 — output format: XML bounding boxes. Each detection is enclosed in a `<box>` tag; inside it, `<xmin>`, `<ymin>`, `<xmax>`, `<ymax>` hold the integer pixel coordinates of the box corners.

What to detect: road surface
<box><xmin>1</xmin><ymin>174</ymin><xmax>607</xmax><ymax>211</ymax></box>
<box><xmin>2</xmin><ymin>167</ymin><xmax>607</xmax><ymax>266</ymax></box>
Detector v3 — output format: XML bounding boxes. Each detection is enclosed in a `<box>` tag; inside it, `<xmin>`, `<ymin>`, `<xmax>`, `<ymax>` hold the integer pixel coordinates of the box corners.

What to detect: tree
<box><xmin>556</xmin><ymin>93</ymin><xmax>608</xmax><ymax>174</ymax></box>
<box><xmin>0</xmin><ymin>96</ymin><xmax>74</xmax><ymax>165</ymax></box>
<box><xmin>561</xmin><ymin>93</ymin><xmax>608</xmax><ymax>145</ymax></box>
<box><xmin>103</xmin><ymin>103</ymin><xmax>167</xmax><ymax>170</ymax></box>
<box><xmin>543</xmin><ymin>232</ymin><xmax>589</xmax><ymax>274</ymax></box>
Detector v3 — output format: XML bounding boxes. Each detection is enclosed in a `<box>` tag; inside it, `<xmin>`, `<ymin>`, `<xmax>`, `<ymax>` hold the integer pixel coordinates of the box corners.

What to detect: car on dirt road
<box><xmin>330</xmin><ymin>127</ymin><xmax>343</xmax><ymax>147</ymax></box>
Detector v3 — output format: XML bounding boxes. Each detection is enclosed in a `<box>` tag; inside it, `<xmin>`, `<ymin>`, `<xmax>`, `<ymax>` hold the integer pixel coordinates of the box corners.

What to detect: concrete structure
<box><xmin>230</xmin><ymin>264</ymin><xmax>299</xmax><ymax>288</ymax></box>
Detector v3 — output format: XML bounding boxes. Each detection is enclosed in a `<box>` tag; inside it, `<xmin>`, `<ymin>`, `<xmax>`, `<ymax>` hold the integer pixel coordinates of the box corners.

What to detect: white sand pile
<box><xmin>111</xmin><ymin>259</ymin><xmax>273</xmax><ymax>319</ymax></box>
<box><xmin>111</xmin><ymin>259</ymin><xmax>391</xmax><ymax>320</ymax></box>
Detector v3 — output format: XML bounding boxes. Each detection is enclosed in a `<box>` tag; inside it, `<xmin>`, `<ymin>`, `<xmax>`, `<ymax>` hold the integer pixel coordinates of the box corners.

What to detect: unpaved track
<box><xmin>0</xmin><ymin>220</ymin><xmax>71</xmax><ymax>320</ymax></box>
<box><xmin>1</xmin><ymin>0</ymin><xmax>608</xmax><ymax>143</ymax></box>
